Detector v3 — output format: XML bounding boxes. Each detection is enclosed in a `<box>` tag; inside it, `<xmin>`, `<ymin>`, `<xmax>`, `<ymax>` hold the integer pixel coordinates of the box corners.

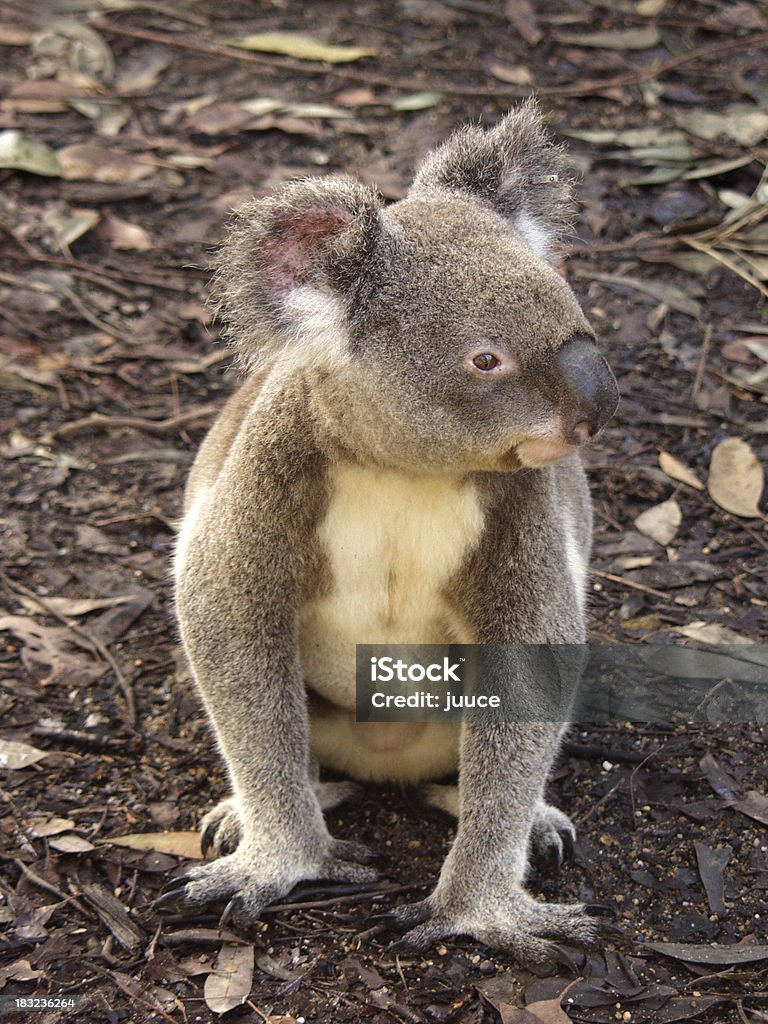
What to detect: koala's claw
<box><xmin>385</xmin><ymin>891</ymin><xmax>598</xmax><ymax>967</ymax></box>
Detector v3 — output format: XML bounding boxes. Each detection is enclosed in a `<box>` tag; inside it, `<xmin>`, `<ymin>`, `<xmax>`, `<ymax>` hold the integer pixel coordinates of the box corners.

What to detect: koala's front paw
<box><xmin>529</xmin><ymin>801</ymin><xmax>576</xmax><ymax>875</ymax></box>
<box><xmin>160</xmin><ymin>836</ymin><xmax>378</xmax><ymax>925</ymax></box>
<box><xmin>388</xmin><ymin>887</ymin><xmax>597</xmax><ymax>967</ymax></box>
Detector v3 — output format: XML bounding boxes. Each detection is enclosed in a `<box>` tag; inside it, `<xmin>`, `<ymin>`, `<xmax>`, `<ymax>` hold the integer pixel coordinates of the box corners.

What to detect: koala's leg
<box><xmin>167</xmin><ymin>416</ymin><xmax>376</xmax><ymax>923</ymax></box>
<box><xmin>423</xmin><ymin>785</ymin><xmax>575</xmax><ymax>874</ymax></box>
<box><xmin>390</xmin><ymin>718</ymin><xmax>596</xmax><ymax>965</ymax></box>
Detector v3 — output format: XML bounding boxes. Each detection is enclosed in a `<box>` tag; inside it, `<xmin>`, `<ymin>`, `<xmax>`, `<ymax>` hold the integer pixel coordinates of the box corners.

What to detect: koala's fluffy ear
<box><xmin>212</xmin><ymin>177</ymin><xmax>382</xmax><ymax>369</ymax></box>
<box><xmin>410</xmin><ymin>100</ymin><xmax>573</xmax><ymax>263</ymax></box>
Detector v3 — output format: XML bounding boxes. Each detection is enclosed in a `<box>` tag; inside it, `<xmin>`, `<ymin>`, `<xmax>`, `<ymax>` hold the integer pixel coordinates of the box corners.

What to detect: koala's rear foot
<box><xmin>387</xmin><ymin>887</ymin><xmax>598</xmax><ymax>968</ymax></box>
<box><xmin>200</xmin><ymin>782</ymin><xmax>361</xmax><ymax>858</ymax></box>
<box><xmin>424</xmin><ymin>785</ymin><xmax>575</xmax><ymax>874</ymax></box>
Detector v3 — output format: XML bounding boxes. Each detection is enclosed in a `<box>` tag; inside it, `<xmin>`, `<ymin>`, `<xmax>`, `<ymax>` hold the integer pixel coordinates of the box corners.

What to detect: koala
<box><xmin>168</xmin><ymin>101</ymin><xmax>619</xmax><ymax>966</ymax></box>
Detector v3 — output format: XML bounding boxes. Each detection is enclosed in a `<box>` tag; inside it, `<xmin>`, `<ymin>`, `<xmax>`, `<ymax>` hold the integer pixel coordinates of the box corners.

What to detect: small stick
<box><xmin>591</xmin><ymin>568</ymin><xmax>670</xmax><ymax>601</ymax></box>
<box><xmin>51</xmin><ymin>404</ymin><xmax>217</xmax><ymax>439</ymax></box>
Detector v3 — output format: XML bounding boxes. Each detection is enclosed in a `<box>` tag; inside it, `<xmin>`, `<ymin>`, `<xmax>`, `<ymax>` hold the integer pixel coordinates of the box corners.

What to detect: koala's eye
<box><xmin>472</xmin><ymin>353</ymin><xmax>500</xmax><ymax>371</ymax></box>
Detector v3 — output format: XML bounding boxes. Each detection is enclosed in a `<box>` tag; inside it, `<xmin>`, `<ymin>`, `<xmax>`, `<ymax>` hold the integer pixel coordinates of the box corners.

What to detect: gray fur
<box><xmin>171</xmin><ymin>104</ymin><xmax>619</xmax><ymax>966</ymax></box>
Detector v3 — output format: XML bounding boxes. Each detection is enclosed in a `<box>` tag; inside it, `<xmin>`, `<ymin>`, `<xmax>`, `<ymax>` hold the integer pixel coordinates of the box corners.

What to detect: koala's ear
<box><xmin>212</xmin><ymin>176</ymin><xmax>382</xmax><ymax>368</ymax></box>
<box><xmin>410</xmin><ymin>100</ymin><xmax>573</xmax><ymax>263</ymax></box>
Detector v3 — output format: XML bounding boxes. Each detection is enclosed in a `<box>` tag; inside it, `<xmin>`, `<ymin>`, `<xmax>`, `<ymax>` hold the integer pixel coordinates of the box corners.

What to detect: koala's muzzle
<box><xmin>553</xmin><ymin>337</ymin><xmax>619</xmax><ymax>444</ymax></box>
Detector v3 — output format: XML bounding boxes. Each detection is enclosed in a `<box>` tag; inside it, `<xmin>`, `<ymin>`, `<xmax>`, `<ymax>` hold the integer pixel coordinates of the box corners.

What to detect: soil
<box><xmin>1</xmin><ymin>1</ymin><xmax>767</xmax><ymax>1022</ymax></box>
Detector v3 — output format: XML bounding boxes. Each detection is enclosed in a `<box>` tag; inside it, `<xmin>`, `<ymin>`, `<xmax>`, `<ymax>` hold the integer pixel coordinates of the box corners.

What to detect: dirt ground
<box><xmin>1</xmin><ymin>1</ymin><xmax>768</xmax><ymax>1022</ymax></box>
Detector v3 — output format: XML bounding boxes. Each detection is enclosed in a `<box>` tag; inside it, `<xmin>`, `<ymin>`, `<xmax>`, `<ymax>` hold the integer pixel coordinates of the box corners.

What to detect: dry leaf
<box><xmin>675</xmin><ymin>621</ymin><xmax>755</xmax><ymax>645</ymax></box>
<box><xmin>646</xmin><ymin>942</ymin><xmax>768</xmax><ymax>965</ymax></box>
<box><xmin>18</xmin><ymin>594</ymin><xmax>132</xmax><ymax>618</ymax></box>
<box><xmin>674</xmin><ymin>105</ymin><xmax>768</xmax><ymax>147</ymax></box>
<box><xmin>0</xmin><ymin>960</ymin><xmax>44</xmax><ymax>984</ymax></box>
<box><xmin>733</xmin><ymin>790</ymin><xmax>768</xmax><ymax>826</ymax></box>
<box><xmin>116</xmin><ymin>44</ymin><xmax>170</xmax><ymax>94</ymax></box>
<box><xmin>708</xmin><ymin>437</ymin><xmax>764</xmax><ymax>518</ymax></box>
<box><xmin>204</xmin><ymin>943</ymin><xmax>254</xmax><ymax>1014</ymax></box>
<box><xmin>49</xmin><ymin>833</ymin><xmax>96</xmax><ymax>853</ymax></box>
<box><xmin>57</xmin><ymin>143</ymin><xmax>154</xmax><ymax>183</ymax></box>
<box><xmin>658</xmin><ymin>451</ymin><xmax>705</xmax><ymax>490</ymax></box>
<box><xmin>101</xmin><ymin>213</ymin><xmax>152</xmax><ymax>250</ymax></box>
<box><xmin>0</xmin><ymin>130</ymin><xmax>62</xmax><ymax>176</ymax></box>
<box><xmin>392</xmin><ymin>92</ymin><xmax>443</xmax><ymax>111</ymax></box>
<box><xmin>576</xmin><ymin>270</ymin><xmax>701</xmax><ymax>318</ymax></box>
<box><xmin>28</xmin><ymin>816</ymin><xmax>75</xmax><ymax>836</ymax></box>
<box><xmin>0</xmin><ymin>738</ymin><xmax>52</xmax><ymax>770</ymax></box>
<box><xmin>504</xmin><ymin>0</ymin><xmax>542</xmax><ymax>46</ymax></box>
<box><xmin>105</xmin><ymin>831</ymin><xmax>203</xmax><ymax>858</ymax></box>
<box><xmin>489</xmin><ymin>61</ymin><xmax>532</xmax><ymax>86</ymax></box>
<box><xmin>634</xmin><ymin>498</ymin><xmax>682</xmax><ymax>545</ymax></box>
<box><xmin>0</xmin><ymin>614</ymin><xmax>106</xmax><ymax>686</ymax></box>
<box><xmin>0</xmin><ymin>23</ymin><xmax>34</xmax><ymax>45</ymax></box>
<box><xmin>223</xmin><ymin>32</ymin><xmax>375</xmax><ymax>63</ymax></box>
<box><xmin>524</xmin><ymin>995</ymin><xmax>571</xmax><ymax>1023</ymax></box>
<box><xmin>555</xmin><ymin>26</ymin><xmax>661</xmax><ymax>49</ymax></box>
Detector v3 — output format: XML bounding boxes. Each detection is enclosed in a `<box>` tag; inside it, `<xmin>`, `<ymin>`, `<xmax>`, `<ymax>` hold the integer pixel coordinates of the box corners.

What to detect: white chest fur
<box><xmin>299</xmin><ymin>463</ymin><xmax>485</xmax><ymax>708</ymax></box>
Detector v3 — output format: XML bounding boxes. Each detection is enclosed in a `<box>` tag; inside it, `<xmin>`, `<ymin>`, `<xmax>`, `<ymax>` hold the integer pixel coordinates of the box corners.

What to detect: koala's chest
<box><xmin>298</xmin><ymin>464</ymin><xmax>485</xmax><ymax>705</ymax></box>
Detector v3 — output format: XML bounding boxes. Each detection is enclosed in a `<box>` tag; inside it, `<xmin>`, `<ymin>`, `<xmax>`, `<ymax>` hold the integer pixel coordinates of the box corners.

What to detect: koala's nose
<box><xmin>553</xmin><ymin>336</ymin><xmax>619</xmax><ymax>443</ymax></box>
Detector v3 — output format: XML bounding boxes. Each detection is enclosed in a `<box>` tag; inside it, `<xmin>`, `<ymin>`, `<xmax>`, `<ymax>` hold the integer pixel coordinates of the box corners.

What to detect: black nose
<box><xmin>553</xmin><ymin>336</ymin><xmax>619</xmax><ymax>442</ymax></box>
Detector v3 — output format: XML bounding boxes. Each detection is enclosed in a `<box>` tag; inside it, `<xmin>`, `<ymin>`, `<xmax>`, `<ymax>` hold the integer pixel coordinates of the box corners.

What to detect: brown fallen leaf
<box><xmin>693</xmin><ymin>840</ymin><xmax>731</xmax><ymax>916</ymax></box>
<box><xmin>0</xmin><ymin>960</ymin><xmax>45</xmax><ymax>984</ymax></box>
<box><xmin>100</xmin><ymin>212</ymin><xmax>152</xmax><ymax>250</ymax></box>
<box><xmin>49</xmin><ymin>833</ymin><xmax>96</xmax><ymax>853</ymax></box>
<box><xmin>646</xmin><ymin>942</ymin><xmax>768</xmax><ymax>965</ymax></box>
<box><xmin>489</xmin><ymin>61</ymin><xmax>533</xmax><ymax>86</ymax></box>
<box><xmin>634</xmin><ymin>498</ymin><xmax>682</xmax><ymax>545</ymax></box>
<box><xmin>28</xmin><ymin>816</ymin><xmax>76</xmax><ymax>837</ymax></box>
<box><xmin>18</xmin><ymin>594</ymin><xmax>133</xmax><ymax>618</ymax></box>
<box><xmin>504</xmin><ymin>0</ymin><xmax>541</xmax><ymax>46</ymax></box>
<box><xmin>732</xmin><ymin>789</ymin><xmax>768</xmax><ymax>826</ymax></box>
<box><xmin>222</xmin><ymin>32</ymin><xmax>375</xmax><ymax>63</ymax></box>
<box><xmin>57</xmin><ymin>143</ymin><xmax>154</xmax><ymax>183</ymax></box>
<box><xmin>658</xmin><ymin>451</ymin><xmax>705</xmax><ymax>490</ymax></box>
<box><xmin>0</xmin><ymin>738</ymin><xmax>53</xmax><ymax>770</ymax></box>
<box><xmin>523</xmin><ymin>994</ymin><xmax>572</xmax><ymax>1023</ymax></box>
<box><xmin>104</xmin><ymin>831</ymin><xmax>203</xmax><ymax>858</ymax></box>
<box><xmin>707</xmin><ymin>437</ymin><xmax>764</xmax><ymax>518</ymax></box>
<box><xmin>554</xmin><ymin>26</ymin><xmax>661</xmax><ymax>49</ymax></box>
<box><xmin>83</xmin><ymin>883</ymin><xmax>142</xmax><ymax>951</ymax></box>
<box><xmin>204</xmin><ymin>942</ymin><xmax>254</xmax><ymax>1014</ymax></box>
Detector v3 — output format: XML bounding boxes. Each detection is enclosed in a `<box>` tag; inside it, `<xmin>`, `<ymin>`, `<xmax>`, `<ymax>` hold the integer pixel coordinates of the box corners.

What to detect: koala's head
<box><xmin>214</xmin><ymin>101</ymin><xmax>619</xmax><ymax>474</ymax></box>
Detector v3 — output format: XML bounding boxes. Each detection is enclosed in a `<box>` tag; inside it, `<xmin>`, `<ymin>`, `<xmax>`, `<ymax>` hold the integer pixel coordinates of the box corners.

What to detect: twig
<box><xmin>263</xmin><ymin>882</ymin><xmax>425</xmax><ymax>914</ymax></box>
<box><xmin>51</xmin><ymin>404</ymin><xmax>217</xmax><ymax>439</ymax></box>
<box><xmin>0</xmin><ymin>571</ymin><xmax>137</xmax><ymax>727</ymax></box>
<box><xmin>8</xmin><ymin>250</ymin><xmax>193</xmax><ymax>293</ymax></box>
<box><xmin>13</xmin><ymin>859</ymin><xmax>93</xmax><ymax>921</ymax></box>
<box><xmin>591</xmin><ymin>568</ymin><xmax>671</xmax><ymax>601</ymax></box>
<box><xmin>691</xmin><ymin>323</ymin><xmax>713</xmax><ymax>405</ymax></box>
<box><xmin>85</xmin><ymin>963</ymin><xmax>179</xmax><ymax>1024</ymax></box>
